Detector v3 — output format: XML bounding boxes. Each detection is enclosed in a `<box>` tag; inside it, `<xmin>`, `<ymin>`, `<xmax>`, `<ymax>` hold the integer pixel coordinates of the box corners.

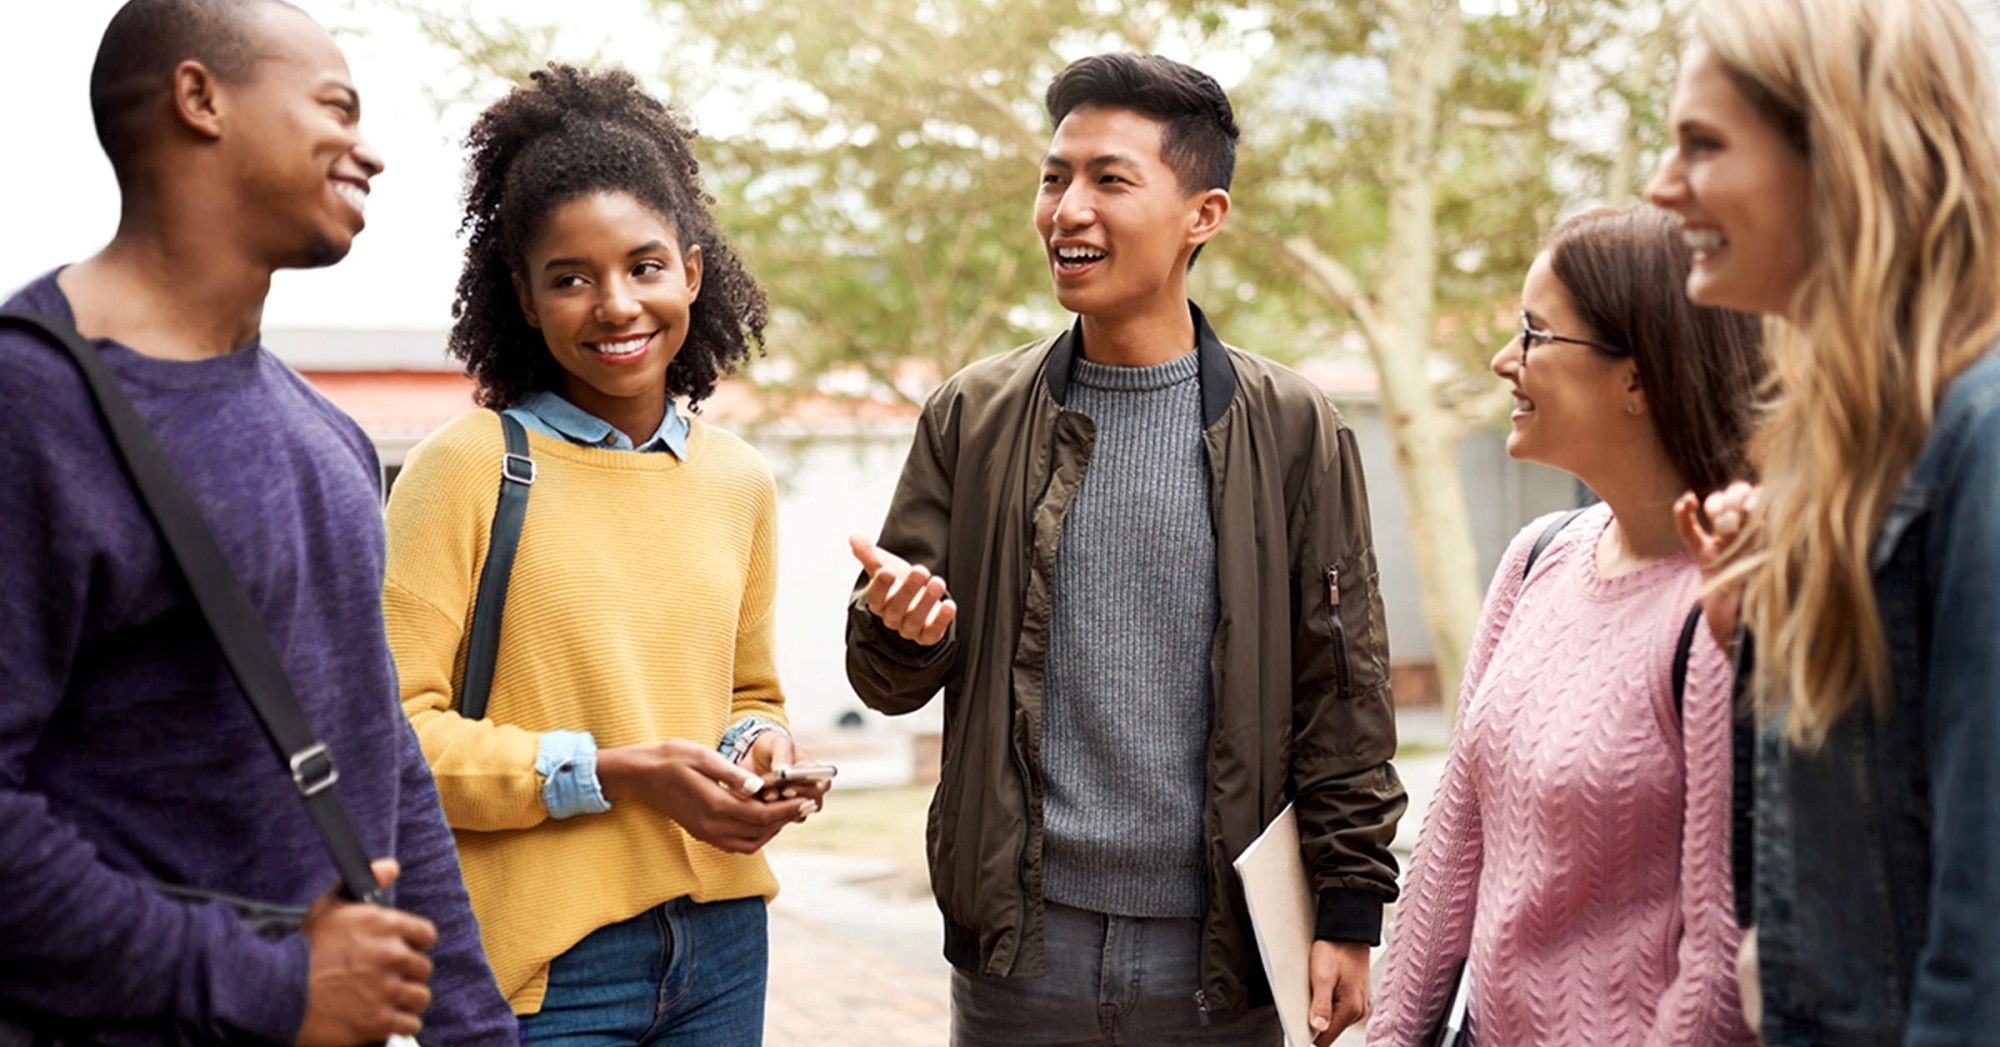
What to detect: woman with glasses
<box><xmin>1650</xmin><ymin>0</ymin><xmax>2000</xmax><ymax>1040</ymax></box>
<box><xmin>1369</xmin><ymin>205</ymin><xmax>1763</xmax><ymax>1045</ymax></box>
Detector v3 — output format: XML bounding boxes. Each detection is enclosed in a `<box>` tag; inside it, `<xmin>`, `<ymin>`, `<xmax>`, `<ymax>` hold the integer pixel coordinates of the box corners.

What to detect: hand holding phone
<box><xmin>759</xmin><ymin>762</ymin><xmax>837</xmax><ymax>804</ymax></box>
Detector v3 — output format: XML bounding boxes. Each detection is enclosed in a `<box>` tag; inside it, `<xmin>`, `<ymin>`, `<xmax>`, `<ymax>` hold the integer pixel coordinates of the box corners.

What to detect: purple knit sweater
<box><xmin>0</xmin><ymin>272</ymin><xmax>515</xmax><ymax>1044</ymax></box>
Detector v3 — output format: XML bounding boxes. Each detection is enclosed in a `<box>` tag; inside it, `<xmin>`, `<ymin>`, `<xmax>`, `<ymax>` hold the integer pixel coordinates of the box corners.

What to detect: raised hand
<box><xmin>849</xmin><ymin>534</ymin><xmax>956</xmax><ymax>646</ymax></box>
<box><xmin>1673</xmin><ymin>480</ymin><xmax>1761</xmax><ymax>650</ymax></box>
<box><xmin>596</xmin><ymin>739</ymin><xmax>812</xmax><ymax>854</ymax></box>
<box><xmin>296</xmin><ymin>859</ymin><xmax>436</xmax><ymax>1047</ymax></box>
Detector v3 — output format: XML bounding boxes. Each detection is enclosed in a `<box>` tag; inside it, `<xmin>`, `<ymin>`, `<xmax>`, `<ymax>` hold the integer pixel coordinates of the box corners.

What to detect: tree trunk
<box><xmin>1375</xmin><ymin>0</ymin><xmax>1483</xmax><ymax>725</ymax></box>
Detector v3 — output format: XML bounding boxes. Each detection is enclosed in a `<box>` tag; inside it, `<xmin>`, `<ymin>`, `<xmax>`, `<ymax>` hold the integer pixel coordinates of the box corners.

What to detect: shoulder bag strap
<box><xmin>0</xmin><ymin>310</ymin><xmax>384</xmax><ymax>906</ymax></box>
<box><xmin>457</xmin><ymin>412</ymin><xmax>533</xmax><ymax>721</ymax></box>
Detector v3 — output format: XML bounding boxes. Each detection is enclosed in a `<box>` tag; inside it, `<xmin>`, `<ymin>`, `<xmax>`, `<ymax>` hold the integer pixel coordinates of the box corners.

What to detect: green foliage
<box><xmin>378</xmin><ymin>0</ymin><xmax>1674</xmax><ymax>409</ymax></box>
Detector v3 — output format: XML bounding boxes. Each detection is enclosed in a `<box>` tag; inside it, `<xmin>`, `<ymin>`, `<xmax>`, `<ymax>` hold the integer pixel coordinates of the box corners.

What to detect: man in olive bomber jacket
<box><xmin>846</xmin><ymin>52</ymin><xmax>1405</xmax><ymax>1046</ymax></box>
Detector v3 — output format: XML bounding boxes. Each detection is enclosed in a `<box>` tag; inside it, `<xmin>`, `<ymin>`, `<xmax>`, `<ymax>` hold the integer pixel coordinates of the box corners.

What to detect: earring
<box><xmin>1625</xmin><ymin>402</ymin><xmax>1638</xmax><ymax>415</ymax></box>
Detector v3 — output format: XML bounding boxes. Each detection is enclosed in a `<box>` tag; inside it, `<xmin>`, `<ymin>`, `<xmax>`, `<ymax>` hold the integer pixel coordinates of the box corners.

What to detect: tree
<box><xmin>374</xmin><ymin>0</ymin><xmax>1680</xmax><ymax>719</ymax></box>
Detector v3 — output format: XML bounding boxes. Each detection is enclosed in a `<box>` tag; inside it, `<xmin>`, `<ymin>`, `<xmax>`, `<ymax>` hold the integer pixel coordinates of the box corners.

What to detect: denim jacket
<box><xmin>1756</xmin><ymin>349</ymin><xmax>2000</xmax><ymax>1047</ymax></box>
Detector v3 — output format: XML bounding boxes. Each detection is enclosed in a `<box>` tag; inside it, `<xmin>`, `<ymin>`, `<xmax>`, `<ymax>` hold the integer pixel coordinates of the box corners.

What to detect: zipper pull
<box><xmin>1327</xmin><ymin>566</ymin><xmax>1341</xmax><ymax>607</ymax></box>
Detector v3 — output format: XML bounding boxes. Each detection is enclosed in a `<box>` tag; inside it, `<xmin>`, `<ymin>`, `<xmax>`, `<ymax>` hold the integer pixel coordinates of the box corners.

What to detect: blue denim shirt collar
<box><xmin>508</xmin><ymin>390</ymin><xmax>688</xmax><ymax>458</ymax></box>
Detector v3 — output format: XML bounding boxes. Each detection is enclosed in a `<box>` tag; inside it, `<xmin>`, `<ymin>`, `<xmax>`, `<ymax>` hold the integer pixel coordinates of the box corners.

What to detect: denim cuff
<box><xmin>537</xmin><ymin>730</ymin><xmax>612</xmax><ymax>819</ymax></box>
<box><xmin>718</xmin><ymin>716</ymin><xmax>789</xmax><ymax>765</ymax></box>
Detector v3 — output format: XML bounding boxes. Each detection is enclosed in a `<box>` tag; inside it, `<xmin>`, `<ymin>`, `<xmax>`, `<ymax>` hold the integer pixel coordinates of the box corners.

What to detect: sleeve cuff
<box><xmin>719</xmin><ymin>716</ymin><xmax>789</xmax><ymax>764</ymax></box>
<box><xmin>536</xmin><ymin>730</ymin><xmax>612</xmax><ymax>819</ymax></box>
<box><xmin>1314</xmin><ymin>888</ymin><xmax>1385</xmax><ymax>945</ymax></box>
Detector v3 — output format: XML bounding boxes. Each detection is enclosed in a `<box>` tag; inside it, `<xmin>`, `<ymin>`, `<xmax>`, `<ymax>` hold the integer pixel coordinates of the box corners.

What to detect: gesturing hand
<box><xmin>849</xmin><ymin>534</ymin><xmax>956</xmax><ymax>646</ymax></box>
<box><xmin>296</xmin><ymin>859</ymin><xmax>435</xmax><ymax>1047</ymax></box>
<box><xmin>1673</xmin><ymin>480</ymin><xmax>1761</xmax><ymax>650</ymax></box>
<box><xmin>596</xmin><ymin>739</ymin><xmax>813</xmax><ymax>854</ymax></box>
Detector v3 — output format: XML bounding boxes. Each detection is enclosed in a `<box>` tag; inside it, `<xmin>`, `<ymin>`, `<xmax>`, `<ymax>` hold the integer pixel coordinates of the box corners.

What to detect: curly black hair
<box><xmin>449</xmin><ymin>63</ymin><xmax>767</xmax><ymax>409</ymax></box>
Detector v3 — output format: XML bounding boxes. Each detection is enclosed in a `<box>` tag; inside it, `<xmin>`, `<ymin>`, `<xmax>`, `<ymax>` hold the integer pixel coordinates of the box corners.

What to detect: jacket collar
<box><xmin>1045</xmin><ymin>300</ymin><xmax>1237</xmax><ymax>427</ymax></box>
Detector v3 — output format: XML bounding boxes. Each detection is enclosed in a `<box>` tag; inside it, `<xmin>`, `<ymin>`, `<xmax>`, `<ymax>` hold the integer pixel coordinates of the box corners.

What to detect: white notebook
<box><xmin>1233</xmin><ymin>803</ymin><xmax>1317</xmax><ymax>1047</ymax></box>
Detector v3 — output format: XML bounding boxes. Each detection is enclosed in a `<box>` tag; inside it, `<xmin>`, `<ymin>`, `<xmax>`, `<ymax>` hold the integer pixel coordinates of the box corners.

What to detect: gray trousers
<box><xmin>949</xmin><ymin>901</ymin><xmax>1283</xmax><ymax>1046</ymax></box>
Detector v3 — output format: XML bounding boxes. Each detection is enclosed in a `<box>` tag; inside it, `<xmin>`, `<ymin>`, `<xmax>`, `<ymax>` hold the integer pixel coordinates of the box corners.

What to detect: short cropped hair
<box><xmin>89</xmin><ymin>0</ymin><xmax>287</xmax><ymax>174</ymax></box>
<box><xmin>1044</xmin><ymin>53</ymin><xmax>1239</xmax><ymax>196</ymax></box>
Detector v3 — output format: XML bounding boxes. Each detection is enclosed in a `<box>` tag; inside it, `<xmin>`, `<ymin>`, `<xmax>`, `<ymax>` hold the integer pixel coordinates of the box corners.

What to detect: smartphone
<box><xmin>759</xmin><ymin>763</ymin><xmax>837</xmax><ymax>803</ymax></box>
<box><xmin>768</xmin><ymin>763</ymin><xmax>838</xmax><ymax>785</ymax></box>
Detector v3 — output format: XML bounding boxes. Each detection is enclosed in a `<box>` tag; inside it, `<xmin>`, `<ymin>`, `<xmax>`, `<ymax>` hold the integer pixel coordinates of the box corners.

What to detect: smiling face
<box><xmin>1033</xmin><ymin>105</ymin><xmax>1226</xmax><ymax>321</ymax></box>
<box><xmin>1647</xmin><ymin>40</ymin><xmax>1813</xmax><ymax>319</ymax></box>
<box><xmin>220</xmin><ymin>4</ymin><xmax>383</xmax><ymax>269</ymax></box>
<box><xmin>1492</xmin><ymin>252</ymin><xmax>1647</xmax><ymax>482</ymax></box>
<box><xmin>514</xmin><ymin>191</ymin><xmax>703</xmax><ymax>432</ymax></box>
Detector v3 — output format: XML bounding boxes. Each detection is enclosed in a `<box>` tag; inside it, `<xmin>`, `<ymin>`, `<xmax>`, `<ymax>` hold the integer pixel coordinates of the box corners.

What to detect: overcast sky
<box><xmin>0</xmin><ymin>1</ymin><xmax>665</xmax><ymax>330</ymax></box>
<box><xmin>13</xmin><ymin>1</ymin><xmax>1997</xmax><ymax>332</ymax></box>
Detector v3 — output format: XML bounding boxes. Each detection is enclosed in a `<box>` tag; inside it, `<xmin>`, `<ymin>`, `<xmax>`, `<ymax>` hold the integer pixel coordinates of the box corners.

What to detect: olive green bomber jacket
<box><xmin>844</xmin><ymin>303</ymin><xmax>1406</xmax><ymax>1015</ymax></box>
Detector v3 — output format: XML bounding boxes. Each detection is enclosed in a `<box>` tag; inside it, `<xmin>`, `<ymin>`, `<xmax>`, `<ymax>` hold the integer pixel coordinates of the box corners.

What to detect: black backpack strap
<box><xmin>1522</xmin><ymin>508</ymin><xmax>1588</xmax><ymax>581</ymax></box>
<box><xmin>458</xmin><ymin>411</ymin><xmax>534</xmax><ymax>721</ymax></box>
<box><xmin>0</xmin><ymin>310</ymin><xmax>384</xmax><ymax>906</ymax></box>
<box><xmin>1671</xmin><ymin>604</ymin><xmax>1704</xmax><ymax>717</ymax></box>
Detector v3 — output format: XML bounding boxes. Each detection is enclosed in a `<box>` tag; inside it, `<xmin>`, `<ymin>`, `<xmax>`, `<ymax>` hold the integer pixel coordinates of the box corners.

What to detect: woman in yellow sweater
<box><xmin>382</xmin><ymin>64</ymin><xmax>827</xmax><ymax>1044</ymax></box>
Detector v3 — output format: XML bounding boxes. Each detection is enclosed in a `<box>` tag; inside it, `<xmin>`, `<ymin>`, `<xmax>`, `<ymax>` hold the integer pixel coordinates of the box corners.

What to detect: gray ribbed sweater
<box><xmin>1041</xmin><ymin>350</ymin><xmax>1217</xmax><ymax>918</ymax></box>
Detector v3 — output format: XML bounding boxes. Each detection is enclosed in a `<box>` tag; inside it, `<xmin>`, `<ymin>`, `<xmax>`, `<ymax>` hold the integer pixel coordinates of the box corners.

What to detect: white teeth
<box><xmin>591</xmin><ymin>334</ymin><xmax>648</xmax><ymax>356</ymax></box>
<box><xmin>1512</xmin><ymin>393</ymin><xmax>1535</xmax><ymax>412</ymax></box>
<box><xmin>1056</xmin><ymin>246</ymin><xmax>1106</xmax><ymax>262</ymax></box>
<box><xmin>334</xmin><ymin>182</ymin><xmax>367</xmax><ymax>214</ymax></box>
<box><xmin>1683</xmin><ymin>228</ymin><xmax>1725</xmax><ymax>253</ymax></box>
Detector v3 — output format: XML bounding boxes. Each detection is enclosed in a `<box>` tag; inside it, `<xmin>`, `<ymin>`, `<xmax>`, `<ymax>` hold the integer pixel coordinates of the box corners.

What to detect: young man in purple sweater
<box><xmin>0</xmin><ymin>1</ymin><xmax>515</xmax><ymax>1043</ymax></box>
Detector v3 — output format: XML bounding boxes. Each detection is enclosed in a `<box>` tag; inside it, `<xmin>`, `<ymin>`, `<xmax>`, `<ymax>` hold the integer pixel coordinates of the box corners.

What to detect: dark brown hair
<box><xmin>1546</xmin><ymin>205</ymin><xmax>1766</xmax><ymax>496</ymax></box>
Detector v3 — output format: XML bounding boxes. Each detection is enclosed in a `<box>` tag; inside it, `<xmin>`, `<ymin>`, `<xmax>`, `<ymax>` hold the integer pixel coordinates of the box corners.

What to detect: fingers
<box><xmin>1702</xmin><ymin>481</ymin><xmax>1759</xmax><ymax>542</ymax></box>
<box><xmin>915</xmin><ymin>594</ymin><xmax>957</xmax><ymax>646</ymax></box>
<box><xmin>762</xmin><ymin>732</ymin><xmax>796</xmax><ymax>775</ymax></box>
<box><xmin>884</xmin><ymin>573</ymin><xmax>953</xmax><ymax>643</ymax></box>
<box><xmin>390</xmin><ymin>978</ymin><xmax>433</xmax><ymax>1026</ymax></box>
<box><xmin>848</xmin><ymin>533</ymin><xmax>896</xmax><ymax>576</ymax></box>
<box><xmin>690</xmin><ymin>745</ymin><xmax>765</xmax><ymax>795</ymax></box>
<box><xmin>397</xmin><ymin>911</ymin><xmax>439</xmax><ymax>953</ymax></box>
<box><xmin>876</xmin><ymin>563</ymin><xmax>934</xmax><ymax>632</ymax></box>
<box><xmin>1308</xmin><ymin>976</ymin><xmax>1335</xmax><ymax>1043</ymax></box>
<box><xmin>1329</xmin><ymin>988</ymin><xmax>1368</xmax><ymax>1038</ymax></box>
<box><xmin>854</xmin><ymin>540</ymin><xmax>953</xmax><ymax>643</ymax></box>
<box><xmin>370</xmin><ymin>857</ymin><xmax>402</xmax><ymax>891</ymax></box>
<box><xmin>1672</xmin><ymin>491</ymin><xmax>1715</xmax><ymax>562</ymax></box>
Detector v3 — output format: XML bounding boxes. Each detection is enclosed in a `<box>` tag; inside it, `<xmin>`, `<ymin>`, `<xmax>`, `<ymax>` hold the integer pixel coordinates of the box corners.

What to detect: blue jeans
<box><xmin>950</xmin><ymin>901</ymin><xmax>1282</xmax><ymax>1046</ymax></box>
<box><xmin>517</xmin><ymin>895</ymin><xmax>768</xmax><ymax>1046</ymax></box>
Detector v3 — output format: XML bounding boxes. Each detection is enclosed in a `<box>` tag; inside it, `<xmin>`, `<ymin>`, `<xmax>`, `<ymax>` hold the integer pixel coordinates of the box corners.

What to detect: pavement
<box><xmin>763</xmin><ymin>708</ymin><xmax>1451</xmax><ymax>1047</ymax></box>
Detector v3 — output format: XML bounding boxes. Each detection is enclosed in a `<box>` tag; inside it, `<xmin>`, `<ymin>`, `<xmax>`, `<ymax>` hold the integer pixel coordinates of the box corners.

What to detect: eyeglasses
<box><xmin>1519</xmin><ymin>313</ymin><xmax>1624</xmax><ymax>364</ymax></box>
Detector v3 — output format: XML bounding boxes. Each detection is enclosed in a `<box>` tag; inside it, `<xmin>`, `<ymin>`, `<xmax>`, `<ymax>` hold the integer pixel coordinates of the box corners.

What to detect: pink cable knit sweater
<box><xmin>1370</xmin><ymin>506</ymin><xmax>1754</xmax><ymax>1046</ymax></box>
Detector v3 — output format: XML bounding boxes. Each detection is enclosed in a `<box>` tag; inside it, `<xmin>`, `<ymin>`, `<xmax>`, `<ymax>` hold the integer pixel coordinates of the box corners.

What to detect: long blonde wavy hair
<box><xmin>1696</xmin><ymin>0</ymin><xmax>2000</xmax><ymax>747</ymax></box>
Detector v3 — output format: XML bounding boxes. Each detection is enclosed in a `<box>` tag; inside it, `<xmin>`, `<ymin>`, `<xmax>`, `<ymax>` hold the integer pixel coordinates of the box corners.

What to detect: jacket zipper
<box><xmin>1327</xmin><ymin>566</ymin><xmax>1351</xmax><ymax>698</ymax></box>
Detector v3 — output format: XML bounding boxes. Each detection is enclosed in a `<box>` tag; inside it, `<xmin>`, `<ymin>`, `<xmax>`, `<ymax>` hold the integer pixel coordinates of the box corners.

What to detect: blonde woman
<box><xmin>1649</xmin><ymin>0</ymin><xmax>2000</xmax><ymax>1042</ymax></box>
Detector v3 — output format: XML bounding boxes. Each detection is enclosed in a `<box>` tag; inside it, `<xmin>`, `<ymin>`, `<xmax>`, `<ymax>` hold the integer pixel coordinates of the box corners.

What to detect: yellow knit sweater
<box><xmin>382</xmin><ymin>409</ymin><xmax>784</xmax><ymax>1014</ymax></box>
